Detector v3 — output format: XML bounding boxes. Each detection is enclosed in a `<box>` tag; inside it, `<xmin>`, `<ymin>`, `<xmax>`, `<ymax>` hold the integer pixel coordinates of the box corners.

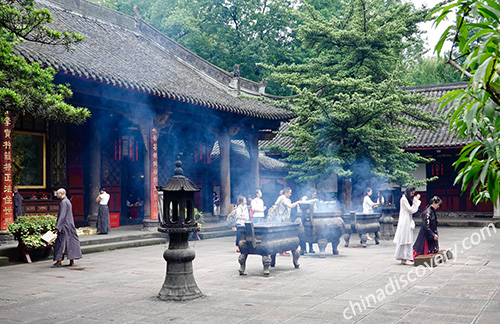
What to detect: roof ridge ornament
<box><xmin>156</xmin><ymin>154</ymin><xmax>200</xmax><ymax>192</ymax></box>
<box><xmin>259</xmin><ymin>78</ymin><xmax>268</xmax><ymax>95</ymax></box>
<box><xmin>133</xmin><ymin>5</ymin><xmax>142</xmax><ymax>26</ymax></box>
<box><xmin>174</xmin><ymin>156</ymin><xmax>183</xmax><ymax>176</ymax></box>
<box><xmin>228</xmin><ymin>64</ymin><xmax>241</xmax><ymax>96</ymax></box>
<box><xmin>232</xmin><ymin>64</ymin><xmax>240</xmax><ymax>77</ymax></box>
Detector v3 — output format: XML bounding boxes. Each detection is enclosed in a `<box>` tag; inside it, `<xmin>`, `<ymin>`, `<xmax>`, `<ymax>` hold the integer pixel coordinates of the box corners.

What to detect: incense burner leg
<box><xmin>317</xmin><ymin>238</ymin><xmax>327</xmax><ymax>258</ymax></box>
<box><xmin>343</xmin><ymin>233</ymin><xmax>351</xmax><ymax>247</ymax></box>
<box><xmin>262</xmin><ymin>255</ymin><xmax>272</xmax><ymax>276</ymax></box>
<box><xmin>360</xmin><ymin>233</ymin><xmax>367</xmax><ymax>248</ymax></box>
<box><xmin>270</xmin><ymin>253</ymin><xmax>276</xmax><ymax>267</ymax></box>
<box><xmin>332</xmin><ymin>237</ymin><xmax>340</xmax><ymax>255</ymax></box>
<box><xmin>299</xmin><ymin>240</ymin><xmax>307</xmax><ymax>255</ymax></box>
<box><xmin>291</xmin><ymin>248</ymin><xmax>300</xmax><ymax>268</ymax></box>
<box><xmin>238</xmin><ymin>253</ymin><xmax>248</xmax><ymax>275</ymax></box>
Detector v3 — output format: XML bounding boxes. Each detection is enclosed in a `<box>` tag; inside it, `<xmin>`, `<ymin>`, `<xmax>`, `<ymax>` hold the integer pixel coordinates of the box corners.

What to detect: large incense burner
<box><xmin>343</xmin><ymin>212</ymin><xmax>381</xmax><ymax>248</ymax></box>
<box><xmin>237</xmin><ymin>222</ymin><xmax>300</xmax><ymax>276</ymax></box>
<box><xmin>298</xmin><ymin>202</ymin><xmax>345</xmax><ymax>258</ymax></box>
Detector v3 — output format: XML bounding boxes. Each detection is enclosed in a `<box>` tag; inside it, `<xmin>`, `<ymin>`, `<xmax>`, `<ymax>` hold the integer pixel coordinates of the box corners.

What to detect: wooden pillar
<box><xmin>142</xmin><ymin>125</ymin><xmax>159</xmax><ymax>229</ymax></box>
<box><xmin>202</xmin><ymin>164</ymin><xmax>210</xmax><ymax>212</ymax></box>
<box><xmin>219</xmin><ymin>129</ymin><xmax>231</xmax><ymax>216</ymax></box>
<box><xmin>87</xmin><ymin>116</ymin><xmax>101</xmax><ymax>227</ymax></box>
<box><xmin>0</xmin><ymin>113</ymin><xmax>13</xmax><ymax>231</ymax></box>
<box><xmin>245</xmin><ymin>130</ymin><xmax>259</xmax><ymax>192</ymax></box>
<box><xmin>149</xmin><ymin>127</ymin><xmax>159</xmax><ymax>220</ymax></box>
<box><xmin>341</xmin><ymin>177</ymin><xmax>352</xmax><ymax>214</ymax></box>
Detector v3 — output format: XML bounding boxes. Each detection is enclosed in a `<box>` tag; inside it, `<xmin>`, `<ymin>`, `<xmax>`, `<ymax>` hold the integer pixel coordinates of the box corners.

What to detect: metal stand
<box><xmin>158</xmin><ymin>231</ymin><xmax>203</xmax><ymax>301</ymax></box>
<box><xmin>379</xmin><ymin>206</ymin><xmax>396</xmax><ymax>240</ymax></box>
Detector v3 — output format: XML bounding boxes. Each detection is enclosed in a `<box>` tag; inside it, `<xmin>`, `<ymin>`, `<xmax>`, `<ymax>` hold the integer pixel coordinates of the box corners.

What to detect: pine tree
<box><xmin>268</xmin><ymin>0</ymin><xmax>441</xmax><ymax>208</ymax></box>
<box><xmin>0</xmin><ymin>0</ymin><xmax>90</xmax><ymax>123</ymax></box>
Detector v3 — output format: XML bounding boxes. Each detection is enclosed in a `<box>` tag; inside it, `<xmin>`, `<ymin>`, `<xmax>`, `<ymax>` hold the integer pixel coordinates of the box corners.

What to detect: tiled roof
<box><xmin>260</xmin><ymin>118</ymin><xmax>296</xmax><ymax>152</ymax></box>
<box><xmin>158</xmin><ymin>176</ymin><xmax>200</xmax><ymax>192</ymax></box>
<box><xmin>403</xmin><ymin>82</ymin><xmax>470</xmax><ymax>149</ymax></box>
<box><xmin>211</xmin><ymin>140</ymin><xmax>289</xmax><ymax>171</ymax></box>
<box><xmin>16</xmin><ymin>0</ymin><xmax>294</xmax><ymax>121</ymax></box>
<box><xmin>261</xmin><ymin>82</ymin><xmax>472</xmax><ymax>151</ymax></box>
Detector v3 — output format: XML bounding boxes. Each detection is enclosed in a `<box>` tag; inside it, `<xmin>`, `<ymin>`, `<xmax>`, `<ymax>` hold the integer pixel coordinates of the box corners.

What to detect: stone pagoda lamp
<box><xmin>156</xmin><ymin>156</ymin><xmax>203</xmax><ymax>301</ymax></box>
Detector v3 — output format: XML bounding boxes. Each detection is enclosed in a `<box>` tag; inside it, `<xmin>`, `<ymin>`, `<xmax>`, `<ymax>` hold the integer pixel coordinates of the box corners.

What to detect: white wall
<box><xmin>316</xmin><ymin>173</ymin><xmax>338</xmax><ymax>194</ymax></box>
<box><xmin>409</xmin><ymin>163</ymin><xmax>427</xmax><ymax>192</ymax></box>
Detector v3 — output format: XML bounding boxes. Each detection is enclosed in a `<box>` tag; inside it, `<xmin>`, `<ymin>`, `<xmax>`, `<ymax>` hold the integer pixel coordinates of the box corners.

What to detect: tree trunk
<box><xmin>245</xmin><ymin>130</ymin><xmax>259</xmax><ymax>193</ymax></box>
<box><xmin>494</xmin><ymin>196</ymin><xmax>500</xmax><ymax>218</ymax></box>
<box><xmin>219</xmin><ymin>130</ymin><xmax>231</xmax><ymax>216</ymax></box>
<box><xmin>341</xmin><ymin>177</ymin><xmax>352</xmax><ymax>214</ymax></box>
<box><xmin>88</xmin><ymin>116</ymin><xmax>101</xmax><ymax>227</ymax></box>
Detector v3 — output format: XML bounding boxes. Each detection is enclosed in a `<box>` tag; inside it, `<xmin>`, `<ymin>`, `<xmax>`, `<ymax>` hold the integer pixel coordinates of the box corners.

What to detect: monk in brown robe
<box><xmin>52</xmin><ymin>188</ymin><xmax>82</xmax><ymax>268</ymax></box>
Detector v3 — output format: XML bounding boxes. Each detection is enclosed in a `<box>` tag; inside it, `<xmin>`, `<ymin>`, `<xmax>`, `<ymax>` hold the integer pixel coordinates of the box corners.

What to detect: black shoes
<box><xmin>51</xmin><ymin>261</ymin><xmax>74</xmax><ymax>267</ymax></box>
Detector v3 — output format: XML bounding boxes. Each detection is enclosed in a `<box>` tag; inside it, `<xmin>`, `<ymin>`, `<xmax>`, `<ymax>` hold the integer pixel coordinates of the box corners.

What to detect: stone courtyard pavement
<box><xmin>1</xmin><ymin>225</ymin><xmax>499</xmax><ymax>323</ymax></box>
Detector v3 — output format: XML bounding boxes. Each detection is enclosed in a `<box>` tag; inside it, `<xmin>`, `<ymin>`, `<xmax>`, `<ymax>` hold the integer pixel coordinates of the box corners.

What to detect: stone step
<box><xmin>0</xmin><ymin>222</ymin><xmax>233</xmax><ymax>265</ymax></box>
<box><xmin>201</xmin><ymin>215</ymin><xmax>220</xmax><ymax>223</ymax></box>
<box><xmin>0</xmin><ymin>256</ymin><xmax>8</xmax><ymax>267</ymax></box>
<box><xmin>81</xmin><ymin>237</ymin><xmax>167</xmax><ymax>254</ymax></box>
<box><xmin>78</xmin><ymin>232</ymin><xmax>166</xmax><ymax>246</ymax></box>
<box><xmin>200</xmin><ymin>223</ymin><xmax>231</xmax><ymax>233</ymax></box>
<box><xmin>198</xmin><ymin>230</ymin><xmax>235</xmax><ymax>240</ymax></box>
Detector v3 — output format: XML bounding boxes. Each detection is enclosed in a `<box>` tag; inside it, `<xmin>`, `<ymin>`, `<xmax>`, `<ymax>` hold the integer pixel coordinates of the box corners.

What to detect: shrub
<box><xmin>194</xmin><ymin>208</ymin><xmax>204</xmax><ymax>225</ymax></box>
<box><xmin>8</xmin><ymin>215</ymin><xmax>57</xmax><ymax>248</ymax></box>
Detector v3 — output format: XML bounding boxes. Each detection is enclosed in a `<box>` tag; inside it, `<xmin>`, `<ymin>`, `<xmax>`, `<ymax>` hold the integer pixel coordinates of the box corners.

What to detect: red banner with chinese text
<box><xmin>1</xmin><ymin>113</ymin><xmax>13</xmax><ymax>230</ymax></box>
<box><xmin>150</xmin><ymin>127</ymin><xmax>158</xmax><ymax>220</ymax></box>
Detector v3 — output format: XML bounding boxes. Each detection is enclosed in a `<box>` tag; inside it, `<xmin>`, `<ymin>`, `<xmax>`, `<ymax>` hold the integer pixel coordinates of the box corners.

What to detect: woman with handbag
<box><xmin>393</xmin><ymin>186</ymin><xmax>421</xmax><ymax>265</ymax></box>
<box><xmin>362</xmin><ymin>187</ymin><xmax>379</xmax><ymax>241</ymax></box>
<box><xmin>234</xmin><ymin>195</ymin><xmax>249</xmax><ymax>252</ymax></box>
<box><xmin>250</xmin><ymin>189</ymin><xmax>266</xmax><ymax>224</ymax></box>
<box><xmin>413</xmin><ymin>196</ymin><xmax>442</xmax><ymax>258</ymax></box>
<box><xmin>95</xmin><ymin>187</ymin><xmax>110</xmax><ymax>234</ymax></box>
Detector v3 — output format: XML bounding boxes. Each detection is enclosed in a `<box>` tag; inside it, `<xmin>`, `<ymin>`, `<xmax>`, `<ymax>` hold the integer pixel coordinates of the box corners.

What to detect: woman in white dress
<box><xmin>362</xmin><ymin>187</ymin><xmax>378</xmax><ymax>240</ymax></box>
<box><xmin>235</xmin><ymin>195</ymin><xmax>249</xmax><ymax>252</ymax></box>
<box><xmin>394</xmin><ymin>186</ymin><xmax>421</xmax><ymax>265</ymax></box>
<box><xmin>362</xmin><ymin>187</ymin><xmax>379</xmax><ymax>214</ymax></box>
<box><xmin>250</xmin><ymin>189</ymin><xmax>266</xmax><ymax>223</ymax></box>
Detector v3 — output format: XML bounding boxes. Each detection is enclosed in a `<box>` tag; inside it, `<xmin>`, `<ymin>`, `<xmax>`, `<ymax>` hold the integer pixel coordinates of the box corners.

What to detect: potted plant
<box><xmin>187</xmin><ymin>208</ymin><xmax>204</xmax><ymax>241</ymax></box>
<box><xmin>194</xmin><ymin>208</ymin><xmax>204</xmax><ymax>226</ymax></box>
<box><xmin>8</xmin><ymin>214</ymin><xmax>57</xmax><ymax>249</ymax></box>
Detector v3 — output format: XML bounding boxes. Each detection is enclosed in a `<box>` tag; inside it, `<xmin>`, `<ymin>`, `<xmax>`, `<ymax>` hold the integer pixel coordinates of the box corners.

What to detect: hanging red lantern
<box><xmin>201</xmin><ymin>144</ymin><xmax>205</xmax><ymax>164</ymax></box>
<box><xmin>129</xmin><ymin>139</ymin><xmax>133</xmax><ymax>161</ymax></box>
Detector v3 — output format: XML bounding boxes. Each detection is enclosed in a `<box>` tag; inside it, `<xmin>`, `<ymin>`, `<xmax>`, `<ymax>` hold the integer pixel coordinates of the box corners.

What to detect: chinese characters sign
<box><xmin>150</xmin><ymin>127</ymin><xmax>158</xmax><ymax>220</ymax></box>
<box><xmin>1</xmin><ymin>114</ymin><xmax>13</xmax><ymax>230</ymax></box>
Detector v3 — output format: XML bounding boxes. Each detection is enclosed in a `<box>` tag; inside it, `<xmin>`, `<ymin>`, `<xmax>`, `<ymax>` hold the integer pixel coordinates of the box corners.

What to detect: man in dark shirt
<box><xmin>13</xmin><ymin>186</ymin><xmax>23</xmax><ymax>220</ymax></box>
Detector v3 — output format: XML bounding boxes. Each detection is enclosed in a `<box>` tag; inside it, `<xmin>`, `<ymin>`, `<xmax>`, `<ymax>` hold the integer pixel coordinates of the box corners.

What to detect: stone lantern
<box><xmin>378</xmin><ymin>183</ymin><xmax>398</xmax><ymax>240</ymax></box>
<box><xmin>156</xmin><ymin>156</ymin><xmax>203</xmax><ymax>301</ymax></box>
